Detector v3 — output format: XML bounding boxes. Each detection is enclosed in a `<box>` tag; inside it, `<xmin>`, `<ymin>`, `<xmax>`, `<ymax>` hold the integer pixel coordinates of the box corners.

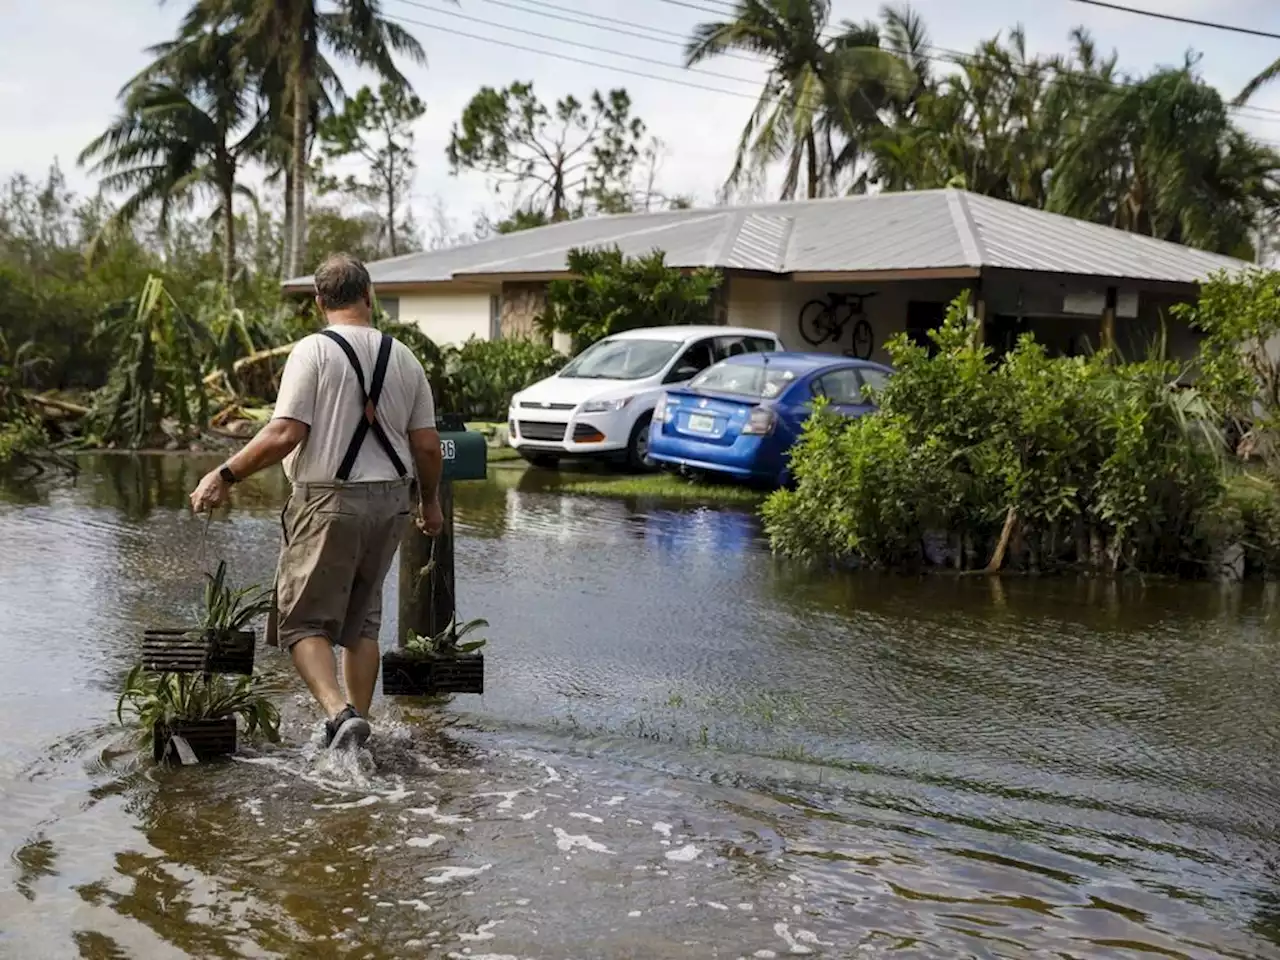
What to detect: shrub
<box><xmin>537</xmin><ymin>247</ymin><xmax>722</xmax><ymax>351</ymax></box>
<box><xmin>443</xmin><ymin>337</ymin><xmax>563</xmax><ymax>421</ymax></box>
<box><xmin>765</xmin><ymin>294</ymin><xmax>1225</xmax><ymax>573</ymax></box>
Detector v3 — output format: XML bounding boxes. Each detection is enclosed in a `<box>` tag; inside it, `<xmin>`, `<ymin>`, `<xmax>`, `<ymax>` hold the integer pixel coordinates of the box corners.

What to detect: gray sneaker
<box><xmin>325</xmin><ymin>705</ymin><xmax>371</xmax><ymax>750</ymax></box>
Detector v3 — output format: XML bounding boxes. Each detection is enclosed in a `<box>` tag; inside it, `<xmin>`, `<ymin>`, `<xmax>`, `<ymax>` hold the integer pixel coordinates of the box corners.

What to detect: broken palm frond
<box><xmin>89</xmin><ymin>275</ymin><xmax>213</xmax><ymax>449</ymax></box>
<box><xmin>22</xmin><ymin>392</ymin><xmax>91</xmax><ymax>417</ymax></box>
<box><xmin>201</xmin><ymin>343</ymin><xmax>297</xmax><ymax>389</ymax></box>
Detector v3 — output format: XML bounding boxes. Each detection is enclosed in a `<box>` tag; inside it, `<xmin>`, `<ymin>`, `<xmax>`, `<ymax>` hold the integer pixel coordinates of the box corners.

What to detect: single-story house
<box><xmin>282</xmin><ymin>188</ymin><xmax>1250</xmax><ymax>363</ymax></box>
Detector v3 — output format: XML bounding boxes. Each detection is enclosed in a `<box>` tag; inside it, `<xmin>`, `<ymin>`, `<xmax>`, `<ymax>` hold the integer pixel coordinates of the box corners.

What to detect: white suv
<box><xmin>509</xmin><ymin>326</ymin><xmax>783</xmax><ymax>470</ymax></box>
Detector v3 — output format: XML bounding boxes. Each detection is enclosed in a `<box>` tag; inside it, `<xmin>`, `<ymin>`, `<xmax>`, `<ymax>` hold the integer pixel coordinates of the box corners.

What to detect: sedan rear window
<box><xmin>690</xmin><ymin>362</ymin><xmax>800</xmax><ymax>399</ymax></box>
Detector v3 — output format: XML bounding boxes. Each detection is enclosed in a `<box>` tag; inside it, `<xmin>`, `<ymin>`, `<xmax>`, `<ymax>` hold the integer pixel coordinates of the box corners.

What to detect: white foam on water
<box><xmin>552</xmin><ymin>828</ymin><xmax>612</xmax><ymax>854</ymax></box>
<box><xmin>409</xmin><ymin>805</ymin><xmax>472</xmax><ymax>824</ymax></box>
<box><xmin>446</xmin><ymin>954</ymin><xmax>524</xmax><ymax>960</ymax></box>
<box><xmin>312</xmin><ymin>795</ymin><xmax>380</xmax><ymax>811</ymax></box>
<box><xmin>568</xmin><ymin>812</ymin><xmax>603</xmax><ymax>824</ymax></box>
<box><xmin>475</xmin><ymin>790</ymin><xmax>524</xmax><ymax>811</ymax></box>
<box><xmin>458</xmin><ymin>920</ymin><xmax>503</xmax><ymax>942</ymax></box>
<box><xmin>754</xmin><ymin>952</ymin><xmax>779</xmax><ymax>959</ymax></box>
<box><xmin>773</xmin><ymin>924</ymin><xmax>814</xmax><ymax>955</ymax></box>
<box><xmin>407</xmin><ymin>834</ymin><xmax>446</xmax><ymax>849</ymax></box>
<box><xmin>738</xmin><ymin>903</ymin><xmax>754</xmax><ymax>912</ymax></box>
<box><xmin>424</xmin><ymin>864</ymin><xmax>492</xmax><ymax>885</ymax></box>
<box><xmin>626</xmin><ymin>819</ymin><xmax>643</xmax><ymax>826</ymax></box>
<box><xmin>665</xmin><ymin>844</ymin><xmax>701</xmax><ymax>862</ymax></box>
<box><xmin>398</xmin><ymin>899</ymin><xmax>431</xmax><ymax>911</ymax></box>
<box><xmin>628</xmin><ymin>911</ymin><xmax>642</xmax><ymax>918</ymax></box>
<box><xmin>324</xmin><ymin>866</ymin><xmax>337</xmax><ymax>874</ymax></box>
<box><xmin>518</xmin><ymin>808</ymin><xmax>543</xmax><ymax>821</ymax></box>
<box><xmin>652</xmin><ymin>822</ymin><xmax>673</xmax><ymax>838</ymax></box>
<box><xmin>604</xmin><ymin>796</ymin><xmax>626</xmax><ymax>807</ymax></box>
<box><xmin>707</xmin><ymin>902</ymin><xmax>729</xmax><ymax>911</ymax></box>
<box><xmin>541</xmin><ymin>764</ymin><xmax>562</xmax><ymax>784</ymax></box>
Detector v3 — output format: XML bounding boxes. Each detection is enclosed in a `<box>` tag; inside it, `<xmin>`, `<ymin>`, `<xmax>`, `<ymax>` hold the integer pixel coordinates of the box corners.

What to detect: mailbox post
<box><xmin>397</xmin><ymin>416</ymin><xmax>488</xmax><ymax>647</ymax></box>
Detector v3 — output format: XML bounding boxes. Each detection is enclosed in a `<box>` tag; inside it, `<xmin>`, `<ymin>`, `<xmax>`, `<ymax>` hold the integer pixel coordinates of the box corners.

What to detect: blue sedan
<box><xmin>647</xmin><ymin>353</ymin><xmax>892</xmax><ymax>487</ymax></box>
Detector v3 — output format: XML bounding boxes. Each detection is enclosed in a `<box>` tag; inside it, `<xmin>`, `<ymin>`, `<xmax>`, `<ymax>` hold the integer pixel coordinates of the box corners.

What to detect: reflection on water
<box><xmin>2</xmin><ymin>455</ymin><xmax>1280</xmax><ymax>958</ymax></box>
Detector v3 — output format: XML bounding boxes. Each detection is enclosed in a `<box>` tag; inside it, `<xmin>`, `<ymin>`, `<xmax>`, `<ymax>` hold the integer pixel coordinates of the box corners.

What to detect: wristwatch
<box><xmin>219</xmin><ymin>464</ymin><xmax>239</xmax><ymax>484</ymax></box>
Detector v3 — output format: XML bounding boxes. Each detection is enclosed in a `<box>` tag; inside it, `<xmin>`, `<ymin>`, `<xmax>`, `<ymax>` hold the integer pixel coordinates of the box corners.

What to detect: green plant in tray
<box><xmin>404</xmin><ymin>617</ymin><xmax>489</xmax><ymax>658</ymax></box>
<box><xmin>200</xmin><ymin>559</ymin><xmax>273</xmax><ymax>634</ymax></box>
<box><xmin>116</xmin><ymin>665</ymin><xmax>282</xmax><ymax>747</ymax></box>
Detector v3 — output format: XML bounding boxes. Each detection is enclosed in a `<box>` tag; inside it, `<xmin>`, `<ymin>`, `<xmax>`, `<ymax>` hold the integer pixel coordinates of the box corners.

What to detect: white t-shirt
<box><xmin>273</xmin><ymin>325</ymin><xmax>436</xmax><ymax>484</ymax></box>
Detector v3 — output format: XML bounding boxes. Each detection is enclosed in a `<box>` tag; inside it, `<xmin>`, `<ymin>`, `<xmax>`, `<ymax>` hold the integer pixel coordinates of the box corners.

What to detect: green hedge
<box><xmin>763</xmin><ymin>294</ymin><xmax>1226</xmax><ymax>574</ymax></box>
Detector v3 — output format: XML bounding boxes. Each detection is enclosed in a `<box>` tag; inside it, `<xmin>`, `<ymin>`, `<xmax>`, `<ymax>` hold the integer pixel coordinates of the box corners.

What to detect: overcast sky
<box><xmin>5</xmin><ymin>0</ymin><xmax>1280</xmax><ymax>241</ymax></box>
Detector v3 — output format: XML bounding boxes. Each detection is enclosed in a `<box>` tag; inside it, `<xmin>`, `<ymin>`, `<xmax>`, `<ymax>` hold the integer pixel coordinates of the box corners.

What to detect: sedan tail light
<box><xmin>742</xmin><ymin>407</ymin><xmax>777</xmax><ymax>435</ymax></box>
<box><xmin>654</xmin><ymin>393</ymin><xmax>671</xmax><ymax>423</ymax></box>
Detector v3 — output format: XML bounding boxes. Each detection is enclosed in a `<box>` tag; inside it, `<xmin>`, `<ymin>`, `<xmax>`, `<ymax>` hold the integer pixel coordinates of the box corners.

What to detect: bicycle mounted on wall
<box><xmin>798</xmin><ymin>292</ymin><xmax>876</xmax><ymax>359</ymax></box>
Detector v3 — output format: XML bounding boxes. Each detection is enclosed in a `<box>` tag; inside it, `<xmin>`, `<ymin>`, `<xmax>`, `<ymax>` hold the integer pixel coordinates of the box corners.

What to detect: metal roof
<box><xmin>283</xmin><ymin>189</ymin><xmax>1250</xmax><ymax>289</ymax></box>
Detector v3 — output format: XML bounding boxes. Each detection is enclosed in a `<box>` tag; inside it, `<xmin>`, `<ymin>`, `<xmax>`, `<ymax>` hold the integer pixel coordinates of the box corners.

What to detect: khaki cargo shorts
<box><xmin>271</xmin><ymin>480</ymin><xmax>412</xmax><ymax>651</ymax></box>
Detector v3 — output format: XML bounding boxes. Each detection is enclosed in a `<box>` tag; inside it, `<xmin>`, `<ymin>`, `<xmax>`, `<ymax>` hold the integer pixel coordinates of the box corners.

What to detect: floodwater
<box><xmin>2</xmin><ymin>456</ymin><xmax>1280</xmax><ymax>960</ymax></box>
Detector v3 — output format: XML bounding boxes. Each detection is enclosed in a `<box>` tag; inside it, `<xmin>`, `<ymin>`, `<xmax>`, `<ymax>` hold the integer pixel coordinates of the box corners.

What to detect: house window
<box><xmin>378</xmin><ymin>296</ymin><xmax>400</xmax><ymax>322</ymax></box>
<box><xmin>489</xmin><ymin>294</ymin><xmax>501</xmax><ymax>341</ymax></box>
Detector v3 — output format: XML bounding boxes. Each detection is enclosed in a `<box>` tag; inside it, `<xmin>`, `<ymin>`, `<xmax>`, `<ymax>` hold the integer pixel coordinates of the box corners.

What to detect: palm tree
<box><xmin>191</xmin><ymin>0</ymin><xmax>426</xmax><ymax>278</ymax></box>
<box><xmin>685</xmin><ymin>0</ymin><xmax>913</xmax><ymax>200</ymax></box>
<box><xmin>80</xmin><ymin>15</ymin><xmax>266</xmax><ymax>287</ymax></box>
<box><xmin>1236</xmin><ymin>56</ymin><xmax>1280</xmax><ymax>106</ymax></box>
<box><xmin>1050</xmin><ymin>64</ymin><xmax>1280</xmax><ymax>257</ymax></box>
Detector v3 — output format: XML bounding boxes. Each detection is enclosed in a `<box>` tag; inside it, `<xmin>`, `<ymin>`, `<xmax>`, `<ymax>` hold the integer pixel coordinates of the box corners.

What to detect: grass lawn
<box><xmin>463</xmin><ymin>421</ymin><xmax>765</xmax><ymax>505</ymax></box>
<box><xmin>490</xmin><ymin>462</ymin><xmax>766</xmax><ymax>505</ymax></box>
<box><xmin>553</xmin><ymin>473</ymin><xmax>766</xmax><ymax>504</ymax></box>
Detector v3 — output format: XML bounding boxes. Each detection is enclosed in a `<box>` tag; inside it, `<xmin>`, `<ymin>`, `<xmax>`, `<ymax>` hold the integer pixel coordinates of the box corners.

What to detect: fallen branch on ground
<box><xmin>201</xmin><ymin>343</ymin><xmax>297</xmax><ymax>388</ymax></box>
<box><xmin>22</xmin><ymin>392</ymin><xmax>91</xmax><ymax>417</ymax></box>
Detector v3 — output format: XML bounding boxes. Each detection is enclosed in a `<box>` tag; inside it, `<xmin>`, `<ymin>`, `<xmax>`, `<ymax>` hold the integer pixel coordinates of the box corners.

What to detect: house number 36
<box><xmin>441</xmin><ymin>438</ymin><xmax>456</xmax><ymax>459</ymax></box>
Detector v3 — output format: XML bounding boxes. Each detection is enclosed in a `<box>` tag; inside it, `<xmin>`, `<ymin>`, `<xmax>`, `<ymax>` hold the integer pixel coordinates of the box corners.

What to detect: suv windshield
<box><xmin>691</xmin><ymin>362</ymin><xmax>800</xmax><ymax>399</ymax></box>
<box><xmin>559</xmin><ymin>338</ymin><xmax>682</xmax><ymax>380</ymax></box>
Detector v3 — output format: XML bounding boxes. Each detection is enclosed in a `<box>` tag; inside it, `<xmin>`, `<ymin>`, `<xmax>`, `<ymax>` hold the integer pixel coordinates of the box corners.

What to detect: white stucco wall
<box><xmin>728</xmin><ymin>274</ymin><xmax>1201</xmax><ymax>364</ymax></box>
<box><xmin>397</xmin><ymin>290</ymin><xmax>495</xmax><ymax>346</ymax></box>
<box><xmin>727</xmin><ymin>276</ymin><xmax>968</xmax><ymax>365</ymax></box>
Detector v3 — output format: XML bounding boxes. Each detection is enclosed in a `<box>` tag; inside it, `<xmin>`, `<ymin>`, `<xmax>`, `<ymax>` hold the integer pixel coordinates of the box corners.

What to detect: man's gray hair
<box><xmin>314</xmin><ymin>253</ymin><xmax>372</xmax><ymax>310</ymax></box>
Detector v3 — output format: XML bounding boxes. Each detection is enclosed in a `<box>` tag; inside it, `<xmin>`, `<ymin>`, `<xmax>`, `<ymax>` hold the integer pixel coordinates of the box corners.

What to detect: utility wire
<box><xmin>456</xmin><ymin>0</ymin><xmax>765</xmax><ymax>66</ymax></box>
<box><xmin>381</xmin><ymin>8</ymin><xmax>1280</xmax><ymax>148</ymax></box>
<box><xmin>392</xmin><ymin>0</ymin><xmax>764</xmax><ymax>88</ymax></box>
<box><xmin>398</xmin><ymin>0</ymin><xmax>1280</xmax><ymax>128</ymax></box>
<box><xmin>640</xmin><ymin>0</ymin><xmax>1280</xmax><ymax>122</ymax></box>
<box><xmin>384</xmin><ymin>8</ymin><xmax>770</xmax><ymax>100</ymax></box>
<box><xmin>1068</xmin><ymin>0</ymin><xmax>1280</xmax><ymax>41</ymax></box>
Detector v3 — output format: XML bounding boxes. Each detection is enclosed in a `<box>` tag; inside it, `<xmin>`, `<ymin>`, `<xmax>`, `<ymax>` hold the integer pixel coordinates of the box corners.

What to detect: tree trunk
<box><xmin>287</xmin><ymin>58</ymin><xmax>309</xmax><ymax>279</ymax></box>
<box><xmin>220</xmin><ymin>165</ymin><xmax>236</xmax><ymax>290</ymax></box>
<box><xmin>806</xmin><ymin>129</ymin><xmax>819</xmax><ymax>199</ymax></box>
<box><xmin>984</xmin><ymin>507</ymin><xmax>1018</xmax><ymax>573</ymax></box>
<box><xmin>280</xmin><ymin>166</ymin><xmax>294</xmax><ymax>282</ymax></box>
<box><xmin>387</xmin><ymin>179</ymin><xmax>397</xmax><ymax>257</ymax></box>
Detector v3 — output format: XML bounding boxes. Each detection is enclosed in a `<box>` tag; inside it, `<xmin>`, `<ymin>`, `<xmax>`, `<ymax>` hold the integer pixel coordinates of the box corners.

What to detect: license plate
<box><xmin>687</xmin><ymin>413</ymin><xmax>715</xmax><ymax>433</ymax></box>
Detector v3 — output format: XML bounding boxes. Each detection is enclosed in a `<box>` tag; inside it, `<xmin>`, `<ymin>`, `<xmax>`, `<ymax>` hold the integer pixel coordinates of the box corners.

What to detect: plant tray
<box><xmin>153</xmin><ymin>716</ymin><xmax>237</xmax><ymax>764</ymax></box>
<box><xmin>142</xmin><ymin>628</ymin><xmax>255</xmax><ymax>675</ymax></box>
<box><xmin>382</xmin><ymin>651</ymin><xmax>484</xmax><ymax>696</ymax></box>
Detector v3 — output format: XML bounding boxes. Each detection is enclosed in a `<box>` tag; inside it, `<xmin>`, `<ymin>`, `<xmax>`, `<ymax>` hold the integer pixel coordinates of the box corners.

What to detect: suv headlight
<box><xmin>580</xmin><ymin>396</ymin><xmax>633</xmax><ymax>413</ymax></box>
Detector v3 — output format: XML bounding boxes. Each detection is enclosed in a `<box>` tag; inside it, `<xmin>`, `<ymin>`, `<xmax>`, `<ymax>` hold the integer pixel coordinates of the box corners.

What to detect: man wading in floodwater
<box><xmin>189</xmin><ymin>253</ymin><xmax>444</xmax><ymax>750</ymax></box>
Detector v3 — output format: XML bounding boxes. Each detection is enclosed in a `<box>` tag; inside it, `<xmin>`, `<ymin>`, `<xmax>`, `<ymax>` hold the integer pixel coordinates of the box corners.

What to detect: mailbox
<box><xmin>438</xmin><ymin>414</ymin><xmax>488</xmax><ymax>481</ymax></box>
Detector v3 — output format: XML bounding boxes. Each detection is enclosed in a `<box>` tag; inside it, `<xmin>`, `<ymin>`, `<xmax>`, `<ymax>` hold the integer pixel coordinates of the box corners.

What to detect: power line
<box><xmin>391</xmin><ymin>0</ymin><xmax>765</xmax><ymax>88</ymax></box>
<box><xmin>380</xmin><ymin>8</ymin><xmax>1280</xmax><ymax>148</ymax></box>
<box><xmin>638</xmin><ymin>0</ymin><xmax>1280</xmax><ymax>123</ymax></box>
<box><xmin>401</xmin><ymin>0</ymin><xmax>1280</xmax><ymax>124</ymax></box>
<box><xmin>1067</xmin><ymin>0</ymin><xmax>1280</xmax><ymax>41</ymax></box>
<box><xmin>384</xmin><ymin>8</ymin><xmax>770</xmax><ymax>101</ymax></box>
<box><xmin>454</xmin><ymin>0</ymin><xmax>764</xmax><ymax>66</ymax></box>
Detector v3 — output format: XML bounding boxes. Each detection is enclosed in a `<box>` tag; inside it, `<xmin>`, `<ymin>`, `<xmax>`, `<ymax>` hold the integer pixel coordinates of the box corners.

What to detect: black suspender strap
<box><xmin>317</xmin><ymin>329</ymin><xmax>409</xmax><ymax>481</ymax></box>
